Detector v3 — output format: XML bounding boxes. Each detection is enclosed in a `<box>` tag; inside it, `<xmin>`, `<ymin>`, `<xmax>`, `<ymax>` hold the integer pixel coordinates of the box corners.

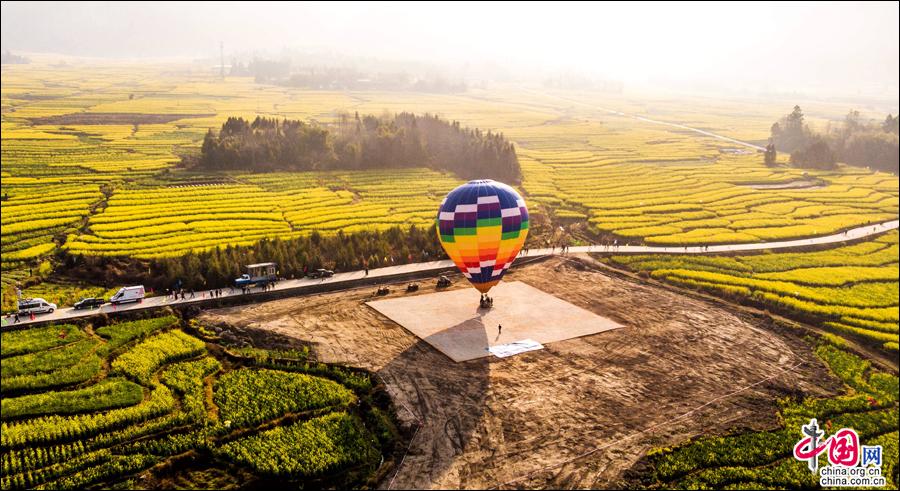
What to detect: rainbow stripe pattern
<box><xmin>437</xmin><ymin>180</ymin><xmax>529</xmax><ymax>293</ymax></box>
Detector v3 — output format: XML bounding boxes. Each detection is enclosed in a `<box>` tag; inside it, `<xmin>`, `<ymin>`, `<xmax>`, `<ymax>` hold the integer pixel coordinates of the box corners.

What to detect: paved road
<box><xmin>3</xmin><ymin>258</ymin><xmax>460</xmax><ymax>327</ymax></box>
<box><xmin>561</xmin><ymin>219</ymin><xmax>898</xmax><ymax>255</ymax></box>
<box><xmin>4</xmin><ymin>219</ymin><xmax>896</xmax><ymax>327</ymax></box>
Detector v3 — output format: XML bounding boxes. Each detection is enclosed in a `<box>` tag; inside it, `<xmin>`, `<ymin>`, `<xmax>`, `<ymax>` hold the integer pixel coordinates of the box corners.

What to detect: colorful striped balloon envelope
<box><xmin>437</xmin><ymin>180</ymin><xmax>529</xmax><ymax>293</ymax></box>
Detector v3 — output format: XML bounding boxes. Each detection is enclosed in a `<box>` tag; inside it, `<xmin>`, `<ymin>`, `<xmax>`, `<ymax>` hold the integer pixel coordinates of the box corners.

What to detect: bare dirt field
<box><xmin>198</xmin><ymin>255</ymin><xmax>842</xmax><ymax>489</ymax></box>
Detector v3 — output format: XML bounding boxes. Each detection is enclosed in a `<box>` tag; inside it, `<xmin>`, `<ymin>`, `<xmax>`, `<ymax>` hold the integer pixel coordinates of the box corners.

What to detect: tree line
<box><xmin>1</xmin><ymin>50</ymin><xmax>29</xmax><ymax>64</ymax></box>
<box><xmin>228</xmin><ymin>57</ymin><xmax>466</xmax><ymax>92</ymax></box>
<box><xmin>769</xmin><ymin>105</ymin><xmax>899</xmax><ymax>173</ymax></box>
<box><xmin>199</xmin><ymin>112</ymin><xmax>521</xmax><ymax>183</ymax></box>
<box><xmin>284</xmin><ymin>68</ymin><xmax>466</xmax><ymax>93</ymax></box>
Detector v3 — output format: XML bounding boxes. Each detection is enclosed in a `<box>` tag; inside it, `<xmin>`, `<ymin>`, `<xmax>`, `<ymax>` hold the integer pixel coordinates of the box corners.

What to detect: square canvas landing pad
<box><xmin>366</xmin><ymin>281</ymin><xmax>623</xmax><ymax>362</ymax></box>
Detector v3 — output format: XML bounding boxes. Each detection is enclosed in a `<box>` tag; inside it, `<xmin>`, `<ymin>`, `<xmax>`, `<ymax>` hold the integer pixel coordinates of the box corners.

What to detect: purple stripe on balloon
<box><xmin>477</xmin><ymin>206</ymin><xmax>502</xmax><ymax>219</ymax></box>
<box><xmin>455</xmin><ymin>212</ymin><xmax>477</xmax><ymax>226</ymax></box>
<box><xmin>502</xmin><ymin>215</ymin><xmax>522</xmax><ymax>233</ymax></box>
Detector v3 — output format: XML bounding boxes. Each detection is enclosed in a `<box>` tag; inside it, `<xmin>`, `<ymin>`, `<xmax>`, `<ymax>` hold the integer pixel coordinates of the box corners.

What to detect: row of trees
<box><xmin>199</xmin><ymin>112</ymin><xmax>521</xmax><ymax>182</ymax></box>
<box><xmin>228</xmin><ymin>57</ymin><xmax>466</xmax><ymax>92</ymax></box>
<box><xmin>228</xmin><ymin>57</ymin><xmax>290</xmax><ymax>82</ymax></box>
<box><xmin>64</xmin><ymin>225</ymin><xmax>447</xmax><ymax>292</ymax></box>
<box><xmin>770</xmin><ymin>105</ymin><xmax>899</xmax><ymax>173</ymax></box>
<box><xmin>284</xmin><ymin>68</ymin><xmax>466</xmax><ymax>93</ymax></box>
<box><xmin>1</xmin><ymin>50</ymin><xmax>29</xmax><ymax>64</ymax></box>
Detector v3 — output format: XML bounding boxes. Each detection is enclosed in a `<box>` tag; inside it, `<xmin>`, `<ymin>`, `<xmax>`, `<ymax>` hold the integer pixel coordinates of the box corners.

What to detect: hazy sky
<box><xmin>2</xmin><ymin>1</ymin><xmax>898</xmax><ymax>96</ymax></box>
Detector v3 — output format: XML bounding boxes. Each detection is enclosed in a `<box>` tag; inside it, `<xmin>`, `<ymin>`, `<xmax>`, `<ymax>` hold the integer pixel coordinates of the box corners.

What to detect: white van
<box><xmin>110</xmin><ymin>285</ymin><xmax>145</xmax><ymax>305</ymax></box>
<box><xmin>17</xmin><ymin>298</ymin><xmax>57</xmax><ymax>315</ymax></box>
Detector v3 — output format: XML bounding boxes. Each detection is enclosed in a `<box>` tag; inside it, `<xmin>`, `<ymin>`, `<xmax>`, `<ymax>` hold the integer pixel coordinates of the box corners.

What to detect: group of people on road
<box><xmin>167</xmin><ymin>280</ymin><xmax>282</xmax><ymax>299</ymax></box>
<box><xmin>167</xmin><ymin>288</ymin><xmax>191</xmax><ymax>301</ymax></box>
<box><xmin>241</xmin><ymin>281</ymin><xmax>276</xmax><ymax>295</ymax></box>
<box><xmin>168</xmin><ymin>288</ymin><xmax>231</xmax><ymax>300</ymax></box>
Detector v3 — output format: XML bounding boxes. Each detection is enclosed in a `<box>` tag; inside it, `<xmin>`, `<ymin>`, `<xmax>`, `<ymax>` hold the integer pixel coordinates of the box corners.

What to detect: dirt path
<box><xmin>199</xmin><ymin>257</ymin><xmax>840</xmax><ymax>489</ymax></box>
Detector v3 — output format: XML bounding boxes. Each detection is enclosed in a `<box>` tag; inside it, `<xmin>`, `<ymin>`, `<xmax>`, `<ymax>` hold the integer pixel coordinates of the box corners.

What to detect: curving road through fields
<box><xmin>4</xmin><ymin>219</ymin><xmax>896</xmax><ymax>327</ymax></box>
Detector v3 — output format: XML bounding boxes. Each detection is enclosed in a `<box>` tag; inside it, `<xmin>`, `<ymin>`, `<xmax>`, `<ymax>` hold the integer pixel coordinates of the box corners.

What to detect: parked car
<box><xmin>110</xmin><ymin>285</ymin><xmax>145</xmax><ymax>305</ymax></box>
<box><xmin>74</xmin><ymin>297</ymin><xmax>105</xmax><ymax>310</ymax></box>
<box><xmin>307</xmin><ymin>269</ymin><xmax>334</xmax><ymax>279</ymax></box>
<box><xmin>17</xmin><ymin>298</ymin><xmax>57</xmax><ymax>315</ymax></box>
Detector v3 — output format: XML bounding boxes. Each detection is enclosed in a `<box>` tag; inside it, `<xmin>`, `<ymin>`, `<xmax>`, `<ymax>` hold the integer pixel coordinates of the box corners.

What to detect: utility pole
<box><xmin>219</xmin><ymin>41</ymin><xmax>225</xmax><ymax>80</ymax></box>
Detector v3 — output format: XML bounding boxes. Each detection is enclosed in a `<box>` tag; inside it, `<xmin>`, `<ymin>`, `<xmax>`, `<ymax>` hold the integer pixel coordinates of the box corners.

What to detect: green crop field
<box><xmin>0</xmin><ymin>314</ymin><xmax>391</xmax><ymax>489</ymax></box>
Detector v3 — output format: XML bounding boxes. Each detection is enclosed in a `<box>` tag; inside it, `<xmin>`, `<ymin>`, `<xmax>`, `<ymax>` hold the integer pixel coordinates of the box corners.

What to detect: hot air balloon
<box><xmin>437</xmin><ymin>179</ymin><xmax>529</xmax><ymax>297</ymax></box>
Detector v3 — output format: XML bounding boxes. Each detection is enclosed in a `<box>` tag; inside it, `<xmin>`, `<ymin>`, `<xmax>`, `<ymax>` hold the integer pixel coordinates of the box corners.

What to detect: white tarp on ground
<box><xmin>488</xmin><ymin>339</ymin><xmax>544</xmax><ymax>358</ymax></box>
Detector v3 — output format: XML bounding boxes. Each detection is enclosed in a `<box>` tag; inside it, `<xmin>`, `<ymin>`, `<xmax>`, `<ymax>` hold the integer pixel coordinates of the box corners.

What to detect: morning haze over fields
<box><xmin>0</xmin><ymin>2</ymin><xmax>897</xmax><ymax>490</ymax></box>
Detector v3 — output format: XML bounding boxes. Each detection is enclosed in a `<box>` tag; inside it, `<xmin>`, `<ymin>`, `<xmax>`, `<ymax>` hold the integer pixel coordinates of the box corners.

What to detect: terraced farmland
<box><xmin>63</xmin><ymin>169</ymin><xmax>460</xmax><ymax>258</ymax></box>
<box><xmin>0</xmin><ymin>314</ymin><xmax>391</xmax><ymax>489</ymax></box>
<box><xmin>514</xmin><ymin>118</ymin><xmax>898</xmax><ymax>245</ymax></box>
<box><xmin>3</xmin><ymin>59</ymin><xmax>898</xmax><ymax>271</ymax></box>
<box><xmin>606</xmin><ymin>231</ymin><xmax>900</xmax><ymax>353</ymax></box>
<box><xmin>1</xmin><ymin>183</ymin><xmax>104</xmax><ymax>270</ymax></box>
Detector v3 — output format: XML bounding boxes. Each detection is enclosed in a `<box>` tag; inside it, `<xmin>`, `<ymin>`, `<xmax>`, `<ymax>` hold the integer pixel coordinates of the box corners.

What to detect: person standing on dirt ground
<box><xmin>498</xmin><ymin>324</ymin><xmax>502</xmax><ymax>335</ymax></box>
